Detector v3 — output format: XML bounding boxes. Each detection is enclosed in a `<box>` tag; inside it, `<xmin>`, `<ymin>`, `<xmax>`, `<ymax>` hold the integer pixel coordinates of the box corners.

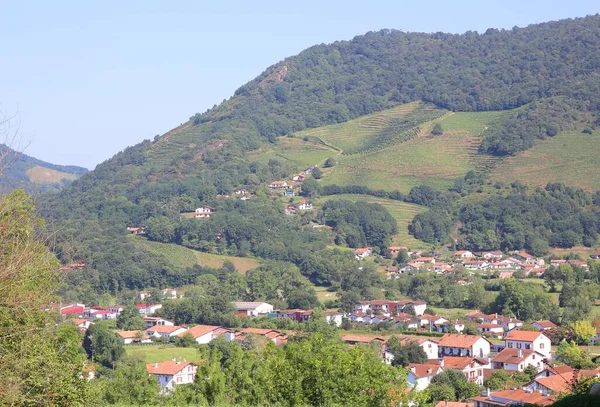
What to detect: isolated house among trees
<box><xmin>233</xmin><ymin>302</ymin><xmax>274</xmax><ymax>317</ymax></box>
<box><xmin>194</xmin><ymin>206</ymin><xmax>215</xmax><ymax>219</ymax></box>
<box><xmin>146</xmin><ymin>360</ymin><xmax>197</xmax><ymax>393</ymax></box>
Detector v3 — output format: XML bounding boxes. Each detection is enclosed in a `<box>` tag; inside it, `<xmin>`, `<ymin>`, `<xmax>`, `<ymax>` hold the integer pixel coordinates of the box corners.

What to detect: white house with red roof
<box><xmin>144</xmin><ymin>316</ymin><xmax>174</xmax><ymax>329</ymax></box>
<box><xmin>413</xmin><ymin>257</ymin><xmax>435</xmax><ymax>265</ymax></box>
<box><xmin>136</xmin><ymin>303</ymin><xmax>162</xmax><ymax>315</ymax></box>
<box><xmin>269</xmin><ymin>180</ymin><xmax>289</xmax><ymax>189</ymax></box>
<box><xmin>233</xmin><ymin>302</ymin><xmax>274</xmax><ymax>317</ymax></box>
<box><xmin>60</xmin><ymin>304</ymin><xmax>85</xmax><ymax>317</ymax></box>
<box><xmin>407</xmin><ymin>362</ymin><xmax>443</xmax><ymax>390</ymax></box>
<box><xmin>454</xmin><ymin>250</ymin><xmax>474</xmax><ymax>259</ymax></box>
<box><xmin>68</xmin><ymin>318</ymin><xmax>93</xmax><ymax>331</ymax></box>
<box><xmin>475</xmin><ymin>323</ymin><xmax>504</xmax><ymax>336</ymax></box>
<box><xmin>442</xmin><ymin>356</ymin><xmax>490</xmax><ymax>385</ymax></box>
<box><xmin>195</xmin><ymin>206</ymin><xmax>215</xmax><ymax>219</ymax></box>
<box><xmin>532</xmin><ymin>320</ymin><xmax>558</xmax><ymax>331</ymax></box>
<box><xmin>116</xmin><ymin>330</ymin><xmax>152</xmax><ymax>345</ymax></box>
<box><xmin>147</xmin><ymin>360</ymin><xmax>197</xmax><ymax>393</ymax></box>
<box><xmin>471</xmin><ymin>388</ymin><xmax>555</xmax><ymax>407</ymax></box>
<box><xmin>179</xmin><ymin>325</ymin><xmax>227</xmax><ymax>344</ymax></box>
<box><xmin>438</xmin><ymin>334</ymin><xmax>492</xmax><ymax>358</ymax></box>
<box><xmin>89</xmin><ymin>308</ymin><xmax>118</xmax><ymax>319</ymax></box>
<box><xmin>481</xmin><ymin>251</ymin><xmax>503</xmax><ymax>260</ymax></box>
<box><xmin>354</xmin><ymin>247</ymin><xmax>372</xmax><ymax>259</ymax></box>
<box><xmin>145</xmin><ymin>325</ymin><xmax>188</xmax><ymax>338</ymax></box>
<box><xmin>491</xmin><ymin>348</ymin><xmax>544</xmax><ymax>372</ymax></box>
<box><xmin>504</xmin><ymin>330</ymin><xmax>551</xmax><ymax>359</ymax></box>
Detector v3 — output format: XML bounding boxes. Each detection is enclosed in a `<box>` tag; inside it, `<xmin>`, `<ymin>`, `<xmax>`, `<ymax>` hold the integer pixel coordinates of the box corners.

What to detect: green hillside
<box><xmin>490</xmin><ymin>130</ymin><xmax>600</xmax><ymax>190</ymax></box>
<box><xmin>131</xmin><ymin>236</ymin><xmax>261</xmax><ymax>274</ymax></box>
<box><xmin>313</xmin><ymin>194</ymin><xmax>427</xmax><ymax>248</ymax></box>
<box><xmin>321</xmin><ymin>109</ymin><xmax>513</xmax><ymax>192</ymax></box>
<box><xmin>37</xmin><ymin>15</ymin><xmax>600</xmax><ymax>297</ymax></box>
<box><xmin>0</xmin><ymin>144</ymin><xmax>87</xmax><ymax>195</ymax></box>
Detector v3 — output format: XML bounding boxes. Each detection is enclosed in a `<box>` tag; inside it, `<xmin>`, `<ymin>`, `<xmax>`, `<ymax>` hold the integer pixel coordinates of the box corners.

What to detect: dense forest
<box><xmin>410</xmin><ymin>181</ymin><xmax>600</xmax><ymax>253</ymax></box>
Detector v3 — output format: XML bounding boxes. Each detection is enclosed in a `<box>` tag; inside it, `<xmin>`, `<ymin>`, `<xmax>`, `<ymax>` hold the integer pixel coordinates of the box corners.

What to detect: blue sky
<box><xmin>1</xmin><ymin>1</ymin><xmax>598</xmax><ymax>168</ymax></box>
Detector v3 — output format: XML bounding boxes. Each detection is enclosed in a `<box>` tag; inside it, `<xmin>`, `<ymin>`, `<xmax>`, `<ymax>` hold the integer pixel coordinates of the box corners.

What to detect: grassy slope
<box><xmin>246</xmin><ymin>137</ymin><xmax>337</xmax><ymax>169</ymax></box>
<box><xmin>26</xmin><ymin>165</ymin><xmax>78</xmax><ymax>183</ymax></box>
<box><xmin>322</xmin><ymin>110</ymin><xmax>512</xmax><ymax>193</ymax></box>
<box><xmin>490</xmin><ymin>130</ymin><xmax>600</xmax><ymax>191</ymax></box>
<box><xmin>313</xmin><ymin>194</ymin><xmax>427</xmax><ymax>248</ymax></box>
<box><xmin>125</xmin><ymin>345</ymin><xmax>201</xmax><ymax>363</ymax></box>
<box><xmin>131</xmin><ymin>236</ymin><xmax>260</xmax><ymax>274</ymax></box>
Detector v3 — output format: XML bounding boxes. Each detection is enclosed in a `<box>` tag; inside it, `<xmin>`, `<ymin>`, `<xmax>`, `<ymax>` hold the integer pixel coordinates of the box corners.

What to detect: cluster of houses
<box><xmin>405</xmin><ymin>329</ymin><xmax>600</xmax><ymax>406</ymax></box>
<box><xmin>59</xmin><ymin>302</ymin><xmax>163</xmax><ymax>320</ymax></box>
<box><xmin>376</xmin><ymin>249</ymin><xmax>586</xmax><ymax>278</ymax></box>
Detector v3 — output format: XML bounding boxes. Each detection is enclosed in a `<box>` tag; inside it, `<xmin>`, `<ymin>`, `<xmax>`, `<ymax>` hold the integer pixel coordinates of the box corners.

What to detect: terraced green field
<box><xmin>246</xmin><ymin>137</ymin><xmax>337</xmax><ymax>169</ymax></box>
<box><xmin>294</xmin><ymin>102</ymin><xmax>446</xmax><ymax>155</ymax></box>
<box><xmin>131</xmin><ymin>236</ymin><xmax>260</xmax><ymax>274</ymax></box>
<box><xmin>313</xmin><ymin>194</ymin><xmax>427</xmax><ymax>248</ymax></box>
<box><xmin>490</xmin><ymin>130</ymin><xmax>600</xmax><ymax>191</ymax></box>
<box><xmin>321</xmin><ymin>110</ymin><xmax>511</xmax><ymax>192</ymax></box>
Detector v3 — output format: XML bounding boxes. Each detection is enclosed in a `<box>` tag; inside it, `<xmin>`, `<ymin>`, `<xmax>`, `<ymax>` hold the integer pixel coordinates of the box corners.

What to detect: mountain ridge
<box><xmin>0</xmin><ymin>144</ymin><xmax>88</xmax><ymax>195</ymax></box>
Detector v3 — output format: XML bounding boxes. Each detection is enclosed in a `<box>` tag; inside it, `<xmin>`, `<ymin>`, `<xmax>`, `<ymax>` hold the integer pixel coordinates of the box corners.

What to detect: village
<box><xmin>56</xmin><ymin>273</ymin><xmax>600</xmax><ymax>406</ymax></box>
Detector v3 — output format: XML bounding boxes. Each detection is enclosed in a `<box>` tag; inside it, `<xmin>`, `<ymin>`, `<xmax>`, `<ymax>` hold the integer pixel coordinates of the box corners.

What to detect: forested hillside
<box><xmin>0</xmin><ymin>144</ymin><xmax>87</xmax><ymax>195</ymax></box>
<box><xmin>37</xmin><ymin>15</ymin><xmax>600</xmax><ymax>298</ymax></box>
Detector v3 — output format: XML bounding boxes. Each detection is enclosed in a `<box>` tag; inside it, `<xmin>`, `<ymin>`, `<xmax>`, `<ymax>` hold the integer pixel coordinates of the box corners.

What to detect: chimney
<box><xmin>518</xmin><ymin>349</ymin><xmax>522</xmax><ymax>358</ymax></box>
<box><xmin>486</xmin><ymin>388</ymin><xmax>491</xmax><ymax>397</ymax></box>
<box><xmin>439</xmin><ymin>358</ymin><xmax>445</xmax><ymax>368</ymax></box>
<box><xmin>154</xmin><ymin>362</ymin><xmax>158</xmax><ymax>368</ymax></box>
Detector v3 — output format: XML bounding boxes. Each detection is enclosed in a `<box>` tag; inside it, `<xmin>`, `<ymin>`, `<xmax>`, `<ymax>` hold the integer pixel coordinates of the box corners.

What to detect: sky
<box><xmin>1</xmin><ymin>1</ymin><xmax>598</xmax><ymax>169</ymax></box>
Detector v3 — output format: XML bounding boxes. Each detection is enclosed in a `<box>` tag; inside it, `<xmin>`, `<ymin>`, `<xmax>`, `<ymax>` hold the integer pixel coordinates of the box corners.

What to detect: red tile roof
<box><xmin>342</xmin><ymin>335</ymin><xmax>385</xmax><ymax>344</ymax></box>
<box><xmin>442</xmin><ymin>356</ymin><xmax>487</xmax><ymax>370</ymax></box>
<box><xmin>471</xmin><ymin>389</ymin><xmax>554</xmax><ymax>406</ymax></box>
<box><xmin>434</xmin><ymin>402</ymin><xmax>472</xmax><ymax>407</ymax></box>
<box><xmin>180</xmin><ymin>325</ymin><xmax>223</xmax><ymax>338</ymax></box>
<box><xmin>146</xmin><ymin>360</ymin><xmax>192</xmax><ymax>376</ymax></box>
<box><xmin>145</xmin><ymin>325</ymin><xmax>185</xmax><ymax>334</ymax></box>
<box><xmin>409</xmin><ymin>362</ymin><xmax>443</xmax><ymax>378</ymax></box>
<box><xmin>534</xmin><ymin>320</ymin><xmax>558</xmax><ymax>329</ymax></box>
<box><xmin>505</xmin><ymin>330</ymin><xmax>545</xmax><ymax>342</ymax></box>
<box><xmin>438</xmin><ymin>333</ymin><xmax>489</xmax><ymax>348</ymax></box>
<box><xmin>116</xmin><ymin>330</ymin><xmax>148</xmax><ymax>339</ymax></box>
<box><xmin>492</xmin><ymin>348</ymin><xmax>535</xmax><ymax>364</ymax></box>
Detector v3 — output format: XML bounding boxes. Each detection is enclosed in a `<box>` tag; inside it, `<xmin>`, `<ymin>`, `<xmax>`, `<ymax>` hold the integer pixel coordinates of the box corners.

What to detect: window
<box><xmin>177</xmin><ymin>376</ymin><xmax>182</xmax><ymax>383</ymax></box>
<box><xmin>428</xmin><ymin>344</ymin><xmax>432</xmax><ymax>348</ymax></box>
<box><xmin>540</xmin><ymin>343</ymin><xmax>544</xmax><ymax>349</ymax></box>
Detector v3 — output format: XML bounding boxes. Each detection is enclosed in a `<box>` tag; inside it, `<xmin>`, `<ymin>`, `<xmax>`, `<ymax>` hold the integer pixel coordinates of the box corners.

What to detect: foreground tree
<box><xmin>98</xmin><ymin>357</ymin><xmax>160</xmax><ymax>405</ymax></box>
<box><xmin>83</xmin><ymin>322</ymin><xmax>125</xmax><ymax>369</ymax></box>
<box><xmin>428</xmin><ymin>370</ymin><xmax>480</xmax><ymax>402</ymax></box>
<box><xmin>387</xmin><ymin>337</ymin><xmax>427</xmax><ymax>366</ymax></box>
<box><xmin>570</xmin><ymin>320</ymin><xmax>597</xmax><ymax>345</ymax></box>
<box><xmin>0</xmin><ymin>190</ymin><xmax>92</xmax><ymax>405</ymax></box>
<box><xmin>116</xmin><ymin>303</ymin><xmax>146</xmax><ymax>330</ymax></box>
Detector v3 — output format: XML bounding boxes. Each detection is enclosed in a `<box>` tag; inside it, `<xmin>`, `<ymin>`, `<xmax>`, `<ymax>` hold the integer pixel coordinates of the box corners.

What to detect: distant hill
<box><xmin>0</xmin><ymin>144</ymin><xmax>87</xmax><ymax>195</ymax></box>
<box><xmin>36</xmin><ymin>15</ymin><xmax>600</xmax><ymax>295</ymax></box>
